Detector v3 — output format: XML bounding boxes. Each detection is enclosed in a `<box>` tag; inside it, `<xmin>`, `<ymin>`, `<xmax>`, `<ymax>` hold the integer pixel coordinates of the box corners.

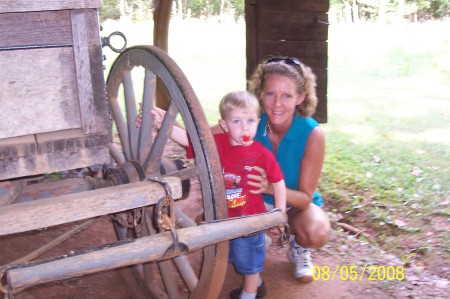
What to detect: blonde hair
<box><xmin>248</xmin><ymin>57</ymin><xmax>318</xmax><ymax>117</ymax></box>
<box><xmin>219</xmin><ymin>91</ymin><xmax>260</xmax><ymax>119</ymax></box>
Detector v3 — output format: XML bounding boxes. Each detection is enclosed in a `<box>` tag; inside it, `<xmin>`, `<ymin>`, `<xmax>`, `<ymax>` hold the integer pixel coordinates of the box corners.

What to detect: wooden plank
<box><xmin>0</xmin><ymin>145</ymin><xmax>110</xmax><ymax>180</ymax></box>
<box><xmin>0</xmin><ymin>135</ymin><xmax>37</xmax><ymax>159</ymax></box>
<box><xmin>71</xmin><ymin>10</ymin><xmax>96</xmax><ymax>134</ymax></box>
<box><xmin>36</xmin><ymin>129</ymin><xmax>109</xmax><ymax>154</ymax></box>
<box><xmin>245</xmin><ymin>0</ymin><xmax>259</xmax><ymax>79</ymax></box>
<box><xmin>258</xmin><ymin>11</ymin><xmax>328</xmax><ymax>41</ymax></box>
<box><xmin>0</xmin><ymin>48</ymin><xmax>81</xmax><ymax>139</ymax></box>
<box><xmin>0</xmin><ymin>0</ymin><xmax>102</xmax><ymax>13</ymax></box>
<box><xmin>0</xmin><ymin>130</ymin><xmax>110</xmax><ymax>181</ymax></box>
<box><xmin>0</xmin><ymin>177</ymin><xmax>183</xmax><ymax>236</ymax></box>
<box><xmin>84</xmin><ymin>9</ymin><xmax>109</xmax><ymax>133</ymax></box>
<box><xmin>257</xmin><ymin>41</ymin><xmax>328</xmax><ymax>70</ymax></box>
<box><xmin>6</xmin><ymin>210</ymin><xmax>286</xmax><ymax>290</ymax></box>
<box><xmin>0</xmin><ymin>11</ymin><xmax>72</xmax><ymax>49</ymax></box>
<box><xmin>314</xmin><ymin>69</ymin><xmax>327</xmax><ymax>123</ymax></box>
<box><xmin>245</xmin><ymin>0</ymin><xmax>329</xmax><ymax>123</ymax></box>
<box><xmin>255</xmin><ymin>0</ymin><xmax>329</xmax><ymax>13</ymax></box>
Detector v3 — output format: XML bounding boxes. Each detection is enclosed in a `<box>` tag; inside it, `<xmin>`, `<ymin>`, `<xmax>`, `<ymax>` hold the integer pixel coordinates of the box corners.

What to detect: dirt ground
<box><xmin>1</xmin><ymin>175</ymin><xmax>448</xmax><ymax>299</ymax></box>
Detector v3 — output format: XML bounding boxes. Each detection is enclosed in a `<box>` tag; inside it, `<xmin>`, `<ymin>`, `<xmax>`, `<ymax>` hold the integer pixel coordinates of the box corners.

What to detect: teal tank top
<box><xmin>255</xmin><ymin>113</ymin><xmax>323</xmax><ymax>207</ymax></box>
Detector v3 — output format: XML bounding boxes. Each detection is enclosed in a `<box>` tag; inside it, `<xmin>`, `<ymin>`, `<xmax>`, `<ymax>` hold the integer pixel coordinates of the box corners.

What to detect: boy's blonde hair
<box><xmin>219</xmin><ymin>91</ymin><xmax>260</xmax><ymax>119</ymax></box>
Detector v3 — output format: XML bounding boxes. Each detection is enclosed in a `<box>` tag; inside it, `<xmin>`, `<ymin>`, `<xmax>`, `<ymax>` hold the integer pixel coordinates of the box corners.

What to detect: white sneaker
<box><xmin>287</xmin><ymin>241</ymin><xmax>313</xmax><ymax>282</ymax></box>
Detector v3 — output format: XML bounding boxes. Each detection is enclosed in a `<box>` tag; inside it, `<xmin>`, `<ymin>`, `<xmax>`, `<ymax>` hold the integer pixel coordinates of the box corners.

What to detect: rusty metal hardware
<box><xmin>144</xmin><ymin>177</ymin><xmax>189</xmax><ymax>259</ymax></box>
<box><xmin>101</xmin><ymin>30</ymin><xmax>127</xmax><ymax>53</ymax></box>
<box><xmin>278</xmin><ymin>221</ymin><xmax>291</xmax><ymax>247</ymax></box>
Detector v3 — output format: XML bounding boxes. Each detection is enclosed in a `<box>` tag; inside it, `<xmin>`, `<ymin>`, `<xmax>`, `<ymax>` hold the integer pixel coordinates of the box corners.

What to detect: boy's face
<box><xmin>219</xmin><ymin>108</ymin><xmax>260</xmax><ymax>146</ymax></box>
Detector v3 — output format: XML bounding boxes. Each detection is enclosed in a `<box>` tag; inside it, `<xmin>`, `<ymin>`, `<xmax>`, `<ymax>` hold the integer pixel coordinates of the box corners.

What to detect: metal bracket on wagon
<box><xmin>101</xmin><ymin>28</ymin><xmax>127</xmax><ymax>53</ymax></box>
<box><xmin>145</xmin><ymin>177</ymin><xmax>190</xmax><ymax>259</ymax></box>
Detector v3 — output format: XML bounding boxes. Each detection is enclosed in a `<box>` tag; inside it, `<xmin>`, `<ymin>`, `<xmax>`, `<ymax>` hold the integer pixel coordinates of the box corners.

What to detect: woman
<box><xmin>247</xmin><ymin>57</ymin><xmax>330</xmax><ymax>283</ymax></box>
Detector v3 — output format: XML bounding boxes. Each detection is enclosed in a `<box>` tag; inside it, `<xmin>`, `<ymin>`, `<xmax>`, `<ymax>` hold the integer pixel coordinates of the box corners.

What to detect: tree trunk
<box><xmin>153</xmin><ymin>0</ymin><xmax>173</xmax><ymax>109</ymax></box>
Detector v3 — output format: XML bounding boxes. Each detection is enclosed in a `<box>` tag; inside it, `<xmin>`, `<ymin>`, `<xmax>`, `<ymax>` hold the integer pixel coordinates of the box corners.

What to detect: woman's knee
<box><xmin>290</xmin><ymin>204</ymin><xmax>331</xmax><ymax>247</ymax></box>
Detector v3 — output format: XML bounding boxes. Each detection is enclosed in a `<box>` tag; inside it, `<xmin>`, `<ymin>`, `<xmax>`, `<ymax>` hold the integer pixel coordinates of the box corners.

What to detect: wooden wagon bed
<box><xmin>0</xmin><ymin>0</ymin><xmax>109</xmax><ymax>180</ymax></box>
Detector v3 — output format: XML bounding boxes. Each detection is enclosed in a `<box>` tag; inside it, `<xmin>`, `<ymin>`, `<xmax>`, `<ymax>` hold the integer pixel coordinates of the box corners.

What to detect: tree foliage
<box><xmin>99</xmin><ymin>0</ymin><xmax>449</xmax><ymax>22</ymax></box>
<box><xmin>330</xmin><ymin>0</ymin><xmax>449</xmax><ymax>22</ymax></box>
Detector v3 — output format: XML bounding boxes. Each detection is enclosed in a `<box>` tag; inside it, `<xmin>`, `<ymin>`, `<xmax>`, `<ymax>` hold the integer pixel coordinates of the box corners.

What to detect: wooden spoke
<box><xmin>108</xmin><ymin>142</ymin><xmax>126</xmax><ymax>166</ymax></box>
<box><xmin>109</xmin><ymin>94</ymin><xmax>131</xmax><ymax>161</ymax></box>
<box><xmin>122</xmin><ymin>70</ymin><xmax>139</xmax><ymax>160</ymax></box>
<box><xmin>144</xmin><ymin>101</ymin><xmax>178</xmax><ymax>173</ymax></box>
<box><xmin>137</xmin><ymin>70</ymin><xmax>156</xmax><ymax>164</ymax></box>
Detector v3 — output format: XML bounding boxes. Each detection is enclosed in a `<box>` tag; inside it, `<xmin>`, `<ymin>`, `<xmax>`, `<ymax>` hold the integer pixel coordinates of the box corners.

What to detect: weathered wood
<box><xmin>84</xmin><ymin>9</ymin><xmax>109</xmax><ymax>134</ymax></box>
<box><xmin>245</xmin><ymin>0</ymin><xmax>329</xmax><ymax>123</ymax></box>
<box><xmin>71</xmin><ymin>10</ymin><xmax>96</xmax><ymax>134</ymax></box>
<box><xmin>314</xmin><ymin>69</ymin><xmax>327</xmax><ymax>124</ymax></box>
<box><xmin>256</xmin><ymin>0</ymin><xmax>329</xmax><ymax>13</ymax></box>
<box><xmin>5</xmin><ymin>210</ymin><xmax>286</xmax><ymax>290</ymax></box>
<box><xmin>0</xmin><ymin>0</ymin><xmax>102</xmax><ymax>13</ymax></box>
<box><xmin>0</xmin><ymin>135</ymin><xmax>36</xmax><ymax>160</ymax></box>
<box><xmin>259</xmin><ymin>11</ymin><xmax>328</xmax><ymax>42</ymax></box>
<box><xmin>0</xmin><ymin>7</ymin><xmax>109</xmax><ymax>179</ymax></box>
<box><xmin>0</xmin><ymin>177</ymin><xmax>182</xmax><ymax>236</ymax></box>
<box><xmin>256</xmin><ymin>41</ymin><xmax>328</xmax><ymax>70</ymax></box>
<box><xmin>0</xmin><ymin>48</ymin><xmax>81</xmax><ymax>139</ymax></box>
<box><xmin>0</xmin><ymin>11</ymin><xmax>72</xmax><ymax>49</ymax></box>
<box><xmin>0</xmin><ymin>130</ymin><xmax>110</xmax><ymax>180</ymax></box>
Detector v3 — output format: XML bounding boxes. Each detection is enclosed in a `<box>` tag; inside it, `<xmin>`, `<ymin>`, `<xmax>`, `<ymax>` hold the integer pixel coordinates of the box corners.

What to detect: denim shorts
<box><xmin>229</xmin><ymin>232</ymin><xmax>265</xmax><ymax>275</ymax></box>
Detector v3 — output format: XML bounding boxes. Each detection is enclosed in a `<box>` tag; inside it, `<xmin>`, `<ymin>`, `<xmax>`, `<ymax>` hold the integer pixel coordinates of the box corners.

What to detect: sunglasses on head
<box><xmin>265</xmin><ymin>57</ymin><xmax>303</xmax><ymax>76</ymax></box>
<box><xmin>265</xmin><ymin>57</ymin><xmax>301</xmax><ymax>66</ymax></box>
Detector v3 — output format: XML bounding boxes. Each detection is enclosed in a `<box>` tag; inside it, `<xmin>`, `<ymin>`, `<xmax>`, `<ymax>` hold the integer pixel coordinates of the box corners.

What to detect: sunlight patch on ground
<box><xmin>328</xmin><ymin>103</ymin><xmax>369</xmax><ymax>123</ymax></box>
<box><xmin>392</xmin><ymin>127</ymin><xmax>450</xmax><ymax>144</ymax></box>
<box><xmin>323</xmin><ymin>124</ymin><xmax>378</xmax><ymax>144</ymax></box>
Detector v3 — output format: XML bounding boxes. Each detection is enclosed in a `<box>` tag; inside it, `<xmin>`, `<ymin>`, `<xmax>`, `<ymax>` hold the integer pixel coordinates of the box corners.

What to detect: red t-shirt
<box><xmin>188</xmin><ymin>133</ymin><xmax>284</xmax><ymax>217</ymax></box>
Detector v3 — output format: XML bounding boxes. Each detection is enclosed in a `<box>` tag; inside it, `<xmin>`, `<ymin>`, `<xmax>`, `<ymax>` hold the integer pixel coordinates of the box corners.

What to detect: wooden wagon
<box><xmin>0</xmin><ymin>1</ymin><xmax>327</xmax><ymax>298</ymax></box>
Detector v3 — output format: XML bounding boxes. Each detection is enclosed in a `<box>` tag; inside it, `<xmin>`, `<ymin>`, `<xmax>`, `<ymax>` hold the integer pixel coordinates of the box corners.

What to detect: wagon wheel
<box><xmin>106</xmin><ymin>45</ymin><xmax>228</xmax><ymax>299</ymax></box>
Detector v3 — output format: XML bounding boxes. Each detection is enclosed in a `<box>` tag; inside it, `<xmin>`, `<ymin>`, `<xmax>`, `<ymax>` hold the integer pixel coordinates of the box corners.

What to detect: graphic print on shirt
<box><xmin>224</xmin><ymin>171</ymin><xmax>245</xmax><ymax>208</ymax></box>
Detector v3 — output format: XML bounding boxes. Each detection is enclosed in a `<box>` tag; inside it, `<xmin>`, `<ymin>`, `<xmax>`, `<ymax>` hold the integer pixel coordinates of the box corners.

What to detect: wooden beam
<box><xmin>71</xmin><ymin>10</ymin><xmax>96</xmax><ymax>134</ymax></box>
<box><xmin>5</xmin><ymin>210</ymin><xmax>286</xmax><ymax>291</ymax></box>
<box><xmin>0</xmin><ymin>0</ymin><xmax>102</xmax><ymax>13</ymax></box>
<box><xmin>0</xmin><ymin>177</ymin><xmax>182</xmax><ymax>236</ymax></box>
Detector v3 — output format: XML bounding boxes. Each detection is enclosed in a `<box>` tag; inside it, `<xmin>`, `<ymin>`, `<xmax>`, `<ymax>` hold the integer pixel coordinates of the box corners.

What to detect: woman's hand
<box><xmin>247</xmin><ymin>166</ymin><xmax>273</xmax><ymax>195</ymax></box>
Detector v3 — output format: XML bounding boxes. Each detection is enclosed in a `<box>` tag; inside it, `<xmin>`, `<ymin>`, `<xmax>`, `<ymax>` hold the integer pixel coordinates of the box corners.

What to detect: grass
<box><xmin>101</xmin><ymin>17</ymin><xmax>450</xmax><ymax>273</ymax></box>
<box><xmin>324</xmin><ymin>22</ymin><xmax>450</xmax><ymax>269</ymax></box>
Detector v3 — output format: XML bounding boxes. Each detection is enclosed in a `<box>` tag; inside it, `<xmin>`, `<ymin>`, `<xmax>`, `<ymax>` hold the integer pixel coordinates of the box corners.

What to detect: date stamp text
<box><xmin>312</xmin><ymin>265</ymin><xmax>405</xmax><ymax>281</ymax></box>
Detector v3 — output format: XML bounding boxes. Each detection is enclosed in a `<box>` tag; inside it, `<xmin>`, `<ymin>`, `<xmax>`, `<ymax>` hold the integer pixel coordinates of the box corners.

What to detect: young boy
<box><xmin>154</xmin><ymin>91</ymin><xmax>286</xmax><ymax>299</ymax></box>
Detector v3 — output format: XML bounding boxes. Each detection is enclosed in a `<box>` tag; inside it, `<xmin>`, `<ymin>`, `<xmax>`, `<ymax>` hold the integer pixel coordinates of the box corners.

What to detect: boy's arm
<box><xmin>152</xmin><ymin>108</ymin><xmax>189</xmax><ymax>146</ymax></box>
<box><xmin>170</xmin><ymin>126</ymin><xmax>189</xmax><ymax>147</ymax></box>
<box><xmin>272</xmin><ymin>179</ymin><xmax>287</xmax><ymax>212</ymax></box>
